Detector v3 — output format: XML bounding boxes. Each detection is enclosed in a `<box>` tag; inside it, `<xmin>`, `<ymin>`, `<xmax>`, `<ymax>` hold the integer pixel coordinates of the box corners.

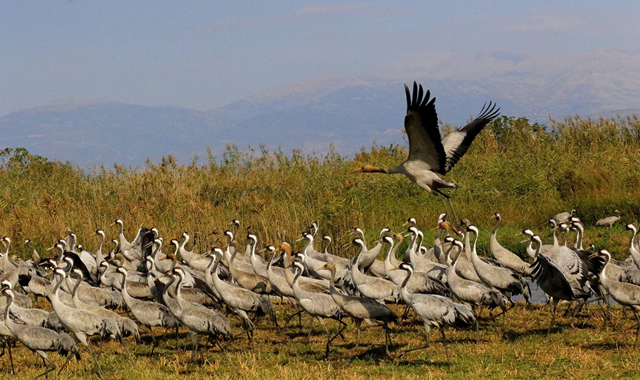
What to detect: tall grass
<box><xmin>1</xmin><ymin>115</ymin><xmax>639</xmax><ymax>259</ymax></box>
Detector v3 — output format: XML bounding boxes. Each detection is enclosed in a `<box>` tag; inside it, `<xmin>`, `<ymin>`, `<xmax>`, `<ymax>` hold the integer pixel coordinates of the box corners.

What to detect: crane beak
<box><xmin>520</xmin><ymin>239</ymin><xmax>529</xmax><ymax>244</ymax></box>
<box><xmin>514</xmin><ymin>232</ymin><xmax>523</xmax><ymax>237</ymax></box>
<box><xmin>389</xmin><ymin>267</ymin><xmax>400</xmax><ymax>272</ymax></box>
<box><xmin>432</xmin><ymin>225</ymin><xmax>442</xmax><ymax>231</ymax></box>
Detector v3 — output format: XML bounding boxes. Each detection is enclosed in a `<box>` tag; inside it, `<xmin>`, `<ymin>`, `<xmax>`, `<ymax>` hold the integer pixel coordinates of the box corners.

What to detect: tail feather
<box><xmin>57</xmin><ymin>332</ymin><xmax>81</xmax><ymax>361</ymax></box>
<box><xmin>452</xmin><ymin>302</ymin><xmax>476</xmax><ymax>328</ymax></box>
<box><xmin>119</xmin><ymin>317</ymin><xmax>140</xmax><ymax>341</ymax></box>
<box><xmin>259</xmin><ymin>296</ymin><xmax>277</xmax><ymax>326</ymax></box>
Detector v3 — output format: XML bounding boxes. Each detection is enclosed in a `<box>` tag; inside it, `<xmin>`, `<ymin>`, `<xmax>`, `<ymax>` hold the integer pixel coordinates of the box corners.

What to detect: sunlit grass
<box><xmin>4</xmin><ymin>303</ymin><xmax>640</xmax><ymax>379</ymax></box>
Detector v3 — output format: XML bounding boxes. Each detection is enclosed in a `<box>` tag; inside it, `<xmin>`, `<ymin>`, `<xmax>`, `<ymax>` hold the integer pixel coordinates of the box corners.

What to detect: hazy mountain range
<box><xmin>2</xmin><ymin>49</ymin><xmax>640</xmax><ymax>167</ymax></box>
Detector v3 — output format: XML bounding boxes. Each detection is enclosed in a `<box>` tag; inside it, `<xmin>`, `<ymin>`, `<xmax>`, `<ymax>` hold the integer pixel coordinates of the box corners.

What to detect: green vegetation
<box><xmin>1</xmin><ymin>115</ymin><xmax>638</xmax><ymax>260</ymax></box>
<box><xmin>2</xmin><ymin>115</ymin><xmax>640</xmax><ymax>378</ymax></box>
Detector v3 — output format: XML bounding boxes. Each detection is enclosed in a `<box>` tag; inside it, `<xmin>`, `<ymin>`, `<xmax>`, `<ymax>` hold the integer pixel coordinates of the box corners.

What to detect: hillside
<box><xmin>2</xmin><ymin>50</ymin><xmax>640</xmax><ymax>167</ymax></box>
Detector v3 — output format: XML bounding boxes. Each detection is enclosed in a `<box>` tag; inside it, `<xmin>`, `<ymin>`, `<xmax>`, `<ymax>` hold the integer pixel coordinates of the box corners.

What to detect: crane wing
<box><xmin>404</xmin><ymin>82</ymin><xmax>446</xmax><ymax>174</ymax></box>
<box><xmin>530</xmin><ymin>253</ymin><xmax>585</xmax><ymax>300</ymax></box>
<box><xmin>441</xmin><ymin>101</ymin><xmax>500</xmax><ymax>173</ymax></box>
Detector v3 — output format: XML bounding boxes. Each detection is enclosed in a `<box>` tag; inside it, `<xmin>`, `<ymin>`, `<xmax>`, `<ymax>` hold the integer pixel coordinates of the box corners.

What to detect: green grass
<box><xmin>0</xmin><ymin>115</ymin><xmax>639</xmax><ymax>262</ymax></box>
<box><xmin>2</xmin><ymin>114</ymin><xmax>640</xmax><ymax>378</ymax></box>
<box><xmin>5</xmin><ymin>303</ymin><xmax>640</xmax><ymax>379</ymax></box>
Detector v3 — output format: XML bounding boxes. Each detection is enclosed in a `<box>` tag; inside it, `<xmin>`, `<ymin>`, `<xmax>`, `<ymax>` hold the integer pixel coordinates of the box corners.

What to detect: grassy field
<box><xmin>0</xmin><ymin>115</ymin><xmax>639</xmax><ymax>261</ymax></box>
<box><xmin>4</xmin><ymin>302</ymin><xmax>640</xmax><ymax>379</ymax></box>
<box><xmin>1</xmin><ymin>114</ymin><xmax>640</xmax><ymax>378</ymax></box>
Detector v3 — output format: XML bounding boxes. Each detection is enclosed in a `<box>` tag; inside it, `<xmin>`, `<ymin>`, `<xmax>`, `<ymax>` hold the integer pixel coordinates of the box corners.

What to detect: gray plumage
<box><xmin>170</xmin><ymin>267</ymin><xmax>230</xmax><ymax>360</ymax></box>
<box><xmin>47</xmin><ymin>269</ymin><xmax>117</xmax><ymax>346</ymax></box>
<box><xmin>291</xmin><ymin>261</ymin><xmax>346</xmax><ymax>357</ymax></box>
<box><xmin>320</xmin><ymin>262</ymin><xmax>397</xmax><ymax>356</ymax></box>
<box><xmin>445</xmin><ymin>239</ymin><xmax>506</xmax><ymax>310</ymax></box>
<box><xmin>596</xmin><ymin>210</ymin><xmax>621</xmax><ymax>228</ymax></box>
<box><xmin>383</xmin><ymin>236</ymin><xmax>449</xmax><ymax>296</ymax></box>
<box><xmin>70</xmin><ymin>269</ymin><xmax>139</xmax><ymax>342</ymax></box>
<box><xmin>2</xmin><ymin>285</ymin><xmax>80</xmax><ymax>378</ymax></box>
<box><xmin>394</xmin><ymin>262</ymin><xmax>475</xmax><ymax>359</ymax></box>
<box><xmin>490</xmin><ymin>213</ymin><xmax>530</xmax><ymax>275</ymax></box>
<box><xmin>351</xmin><ymin>238</ymin><xmax>399</xmax><ymax>302</ymax></box>
<box><xmin>206</xmin><ymin>250</ymin><xmax>276</xmax><ymax>337</ymax></box>
<box><xmin>467</xmin><ymin>226</ymin><xmax>524</xmax><ymax>297</ymax></box>
<box><xmin>554</xmin><ymin>209</ymin><xmax>576</xmax><ymax>224</ymax></box>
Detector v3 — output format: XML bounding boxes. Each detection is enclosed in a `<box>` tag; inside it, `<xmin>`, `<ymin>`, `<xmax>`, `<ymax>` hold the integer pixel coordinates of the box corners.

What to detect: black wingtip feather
<box><xmin>412</xmin><ymin>82</ymin><xmax>418</xmax><ymax>105</ymax></box>
<box><xmin>404</xmin><ymin>84</ymin><xmax>411</xmax><ymax>110</ymax></box>
<box><xmin>476</xmin><ymin>101</ymin><xmax>501</xmax><ymax>121</ymax></box>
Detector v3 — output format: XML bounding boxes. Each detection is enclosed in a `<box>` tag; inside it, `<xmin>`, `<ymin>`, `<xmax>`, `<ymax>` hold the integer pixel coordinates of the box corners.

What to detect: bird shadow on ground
<box><xmin>582</xmin><ymin>340</ymin><xmax>627</xmax><ymax>351</ymax></box>
<box><xmin>501</xmin><ymin>326</ymin><xmax>565</xmax><ymax>342</ymax></box>
<box><xmin>393</xmin><ymin>357</ymin><xmax>451</xmax><ymax>368</ymax></box>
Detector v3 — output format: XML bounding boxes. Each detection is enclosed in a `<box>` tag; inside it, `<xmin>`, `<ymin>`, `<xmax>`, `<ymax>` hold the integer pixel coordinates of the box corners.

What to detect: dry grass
<box><xmin>0</xmin><ymin>115</ymin><xmax>639</xmax><ymax>262</ymax></box>
<box><xmin>4</xmin><ymin>302</ymin><xmax>640</xmax><ymax>379</ymax></box>
<box><xmin>1</xmin><ymin>114</ymin><xmax>640</xmax><ymax>377</ymax></box>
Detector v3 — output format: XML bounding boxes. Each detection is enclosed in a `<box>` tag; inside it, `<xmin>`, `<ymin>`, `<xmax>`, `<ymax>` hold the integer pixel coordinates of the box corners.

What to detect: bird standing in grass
<box><xmin>596</xmin><ymin>210</ymin><xmax>621</xmax><ymax>228</ymax></box>
<box><xmin>358</xmin><ymin>82</ymin><xmax>499</xmax><ymax>222</ymax></box>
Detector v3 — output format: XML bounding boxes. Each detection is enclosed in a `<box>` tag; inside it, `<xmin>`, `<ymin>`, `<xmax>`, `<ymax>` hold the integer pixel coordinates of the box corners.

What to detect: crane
<box><xmin>489</xmin><ymin>213</ymin><xmax>530</xmax><ymax>275</ymax></box>
<box><xmin>319</xmin><ymin>262</ymin><xmax>397</xmax><ymax>358</ymax></box>
<box><xmin>358</xmin><ymin>82</ymin><xmax>499</xmax><ymax>222</ymax></box>
<box><xmin>169</xmin><ymin>267</ymin><xmax>230</xmax><ymax>361</ymax></box>
<box><xmin>290</xmin><ymin>260</ymin><xmax>346</xmax><ymax>358</ymax></box>
<box><xmin>528</xmin><ymin>234</ymin><xmax>590</xmax><ymax>332</ymax></box>
<box><xmin>466</xmin><ymin>226</ymin><xmax>528</xmax><ymax>311</ymax></box>
<box><xmin>594</xmin><ymin>249</ymin><xmax>640</xmax><ymax>346</ymax></box>
<box><xmin>115</xmin><ymin>267</ymin><xmax>178</xmax><ymax>354</ymax></box>
<box><xmin>2</xmin><ymin>283</ymin><xmax>80</xmax><ymax>378</ymax></box>
<box><xmin>444</xmin><ymin>237</ymin><xmax>506</xmax><ymax>321</ymax></box>
<box><xmin>391</xmin><ymin>263</ymin><xmax>475</xmax><ymax>361</ymax></box>
<box><xmin>205</xmin><ymin>249</ymin><xmax>275</xmax><ymax>343</ymax></box>
<box><xmin>596</xmin><ymin>210</ymin><xmax>621</xmax><ymax>228</ymax></box>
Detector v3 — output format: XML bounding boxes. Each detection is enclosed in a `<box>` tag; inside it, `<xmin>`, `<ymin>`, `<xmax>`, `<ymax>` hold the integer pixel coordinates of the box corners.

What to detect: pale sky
<box><xmin>2</xmin><ymin>1</ymin><xmax>640</xmax><ymax>116</ymax></box>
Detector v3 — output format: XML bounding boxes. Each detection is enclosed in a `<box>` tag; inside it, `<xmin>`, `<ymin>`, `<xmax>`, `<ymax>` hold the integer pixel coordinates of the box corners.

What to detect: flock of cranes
<box><xmin>0</xmin><ymin>82</ymin><xmax>635</xmax><ymax>377</ymax></box>
<box><xmin>0</xmin><ymin>212</ymin><xmax>639</xmax><ymax>376</ymax></box>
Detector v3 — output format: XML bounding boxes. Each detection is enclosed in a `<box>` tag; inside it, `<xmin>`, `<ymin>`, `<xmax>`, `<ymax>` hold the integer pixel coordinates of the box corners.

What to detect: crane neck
<box><xmin>491</xmin><ymin>217</ymin><xmax>501</xmax><ymax>236</ymax></box>
<box><xmin>181</xmin><ymin>234</ymin><xmax>189</xmax><ymax>251</ymax></box>
<box><xmin>552</xmin><ymin>229</ymin><xmax>558</xmax><ymax>247</ymax></box>
<box><xmin>97</xmin><ymin>234</ymin><xmax>105</xmax><ymax>256</ymax></box>
<box><xmin>599</xmin><ymin>255</ymin><xmax>610</xmax><ymax>282</ymax></box>
<box><xmin>400</xmin><ymin>269</ymin><xmax>412</xmax><ymax>289</ymax></box>
<box><xmin>386</xmin><ymin>164</ymin><xmax>404</xmax><ymax>175</ymax></box>
<box><xmin>2</xmin><ymin>290</ymin><xmax>15</xmax><ymax>330</ymax></box>
<box><xmin>464</xmin><ymin>231</ymin><xmax>472</xmax><ymax>260</ymax></box>
<box><xmin>446</xmin><ymin>243</ymin><xmax>458</xmax><ymax>267</ymax></box>
<box><xmin>470</xmin><ymin>230</ymin><xmax>479</xmax><ymax>260</ymax></box>
<box><xmin>576</xmin><ymin>225</ymin><xmax>584</xmax><ymax>250</ymax></box>
<box><xmin>630</xmin><ymin>226</ymin><xmax>639</xmax><ymax>253</ymax></box>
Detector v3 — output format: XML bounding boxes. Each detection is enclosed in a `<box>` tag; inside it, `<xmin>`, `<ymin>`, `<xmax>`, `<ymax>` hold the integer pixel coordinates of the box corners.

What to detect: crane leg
<box><xmin>146</xmin><ymin>326</ymin><xmax>158</xmax><ymax>355</ymax></box>
<box><xmin>284</xmin><ymin>309</ymin><xmax>304</xmax><ymax>332</ymax></box>
<box><xmin>326</xmin><ymin>319</ymin><xmax>348</xmax><ymax>359</ymax></box>
<box><xmin>34</xmin><ymin>351</ymin><xmax>56</xmax><ymax>379</ymax></box>
<box><xmin>190</xmin><ymin>333</ymin><xmax>199</xmax><ymax>362</ymax></box>
<box><xmin>354</xmin><ymin>318</ymin><xmax>363</xmax><ymax>348</ymax></box>
<box><xmin>382</xmin><ymin>322</ymin><xmax>393</xmax><ymax>359</ymax></box>
<box><xmin>434</xmin><ymin>189</ymin><xmax>460</xmax><ymax>227</ymax></box>
<box><xmin>440</xmin><ymin>327</ymin><xmax>450</xmax><ymax>363</ymax></box>
<box><xmin>306</xmin><ymin>317</ymin><xmax>315</xmax><ymax>343</ymax></box>
<box><xmin>3</xmin><ymin>338</ymin><xmax>15</xmax><ymax>375</ymax></box>
<box><xmin>632</xmin><ymin>311</ymin><xmax>640</xmax><ymax>349</ymax></box>
<box><xmin>58</xmin><ymin>352</ymin><xmax>75</xmax><ymax>376</ymax></box>
<box><xmin>548</xmin><ymin>299</ymin><xmax>560</xmax><ymax>334</ymax></box>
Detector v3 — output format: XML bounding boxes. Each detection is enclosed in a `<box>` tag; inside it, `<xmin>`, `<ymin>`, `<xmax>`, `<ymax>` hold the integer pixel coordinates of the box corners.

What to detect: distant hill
<box><xmin>2</xmin><ymin>49</ymin><xmax>640</xmax><ymax>167</ymax></box>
